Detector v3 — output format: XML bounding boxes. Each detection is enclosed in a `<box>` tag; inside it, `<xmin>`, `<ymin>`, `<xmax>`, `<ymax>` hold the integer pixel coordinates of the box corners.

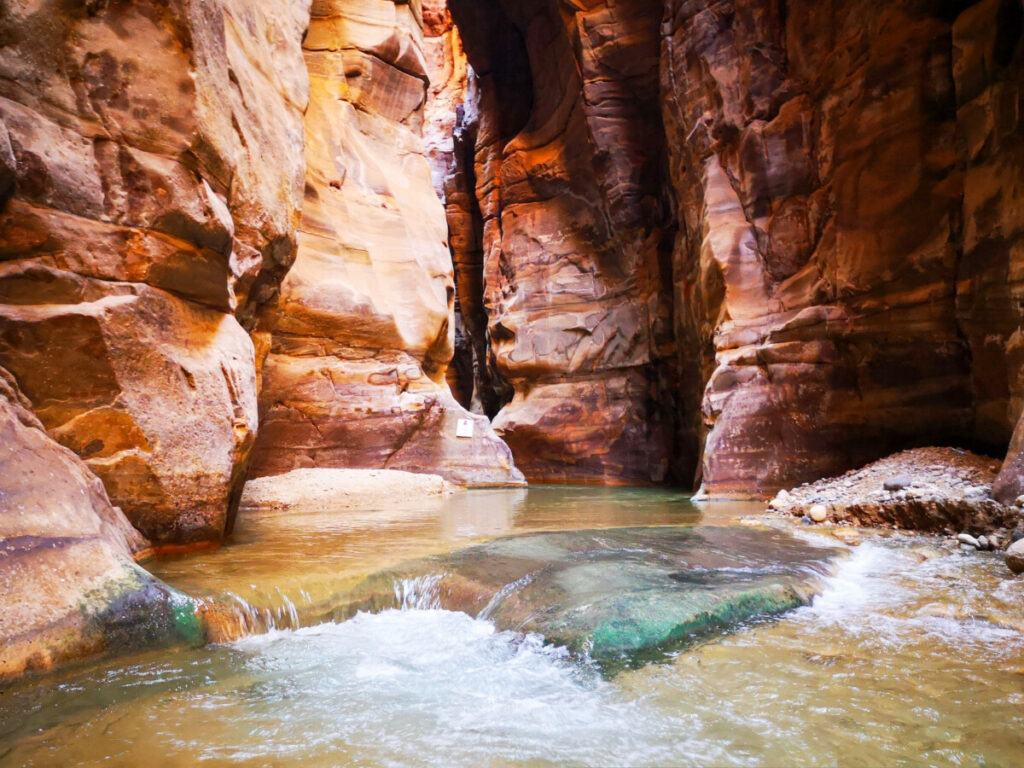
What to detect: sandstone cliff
<box><xmin>446</xmin><ymin>0</ymin><xmax>1024</xmax><ymax>495</ymax></box>
<box><xmin>248</xmin><ymin>0</ymin><xmax>523</xmax><ymax>487</ymax></box>
<box><xmin>0</xmin><ymin>0</ymin><xmax>312</xmax><ymax>543</ymax></box>
<box><xmin>447</xmin><ymin>0</ymin><xmax>680</xmax><ymax>485</ymax></box>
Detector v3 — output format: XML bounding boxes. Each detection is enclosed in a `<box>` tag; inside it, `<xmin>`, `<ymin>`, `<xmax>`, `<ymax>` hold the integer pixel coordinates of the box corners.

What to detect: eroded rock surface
<box><xmin>446</xmin><ymin>0</ymin><xmax>1024</xmax><ymax>494</ymax></box>
<box><xmin>250</xmin><ymin>0</ymin><xmax>523</xmax><ymax>487</ymax></box>
<box><xmin>0</xmin><ymin>368</ymin><xmax>201</xmax><ymax>680</ymax></box>
<box><xmin>446</xmin><ymin>0</ymin><xmax>680</xmax><ymax>485</ymax></box>
<box><xmin>0</xmin><ymin>0</ymin><xmax>312</xmax><ymax>542</ymax></box>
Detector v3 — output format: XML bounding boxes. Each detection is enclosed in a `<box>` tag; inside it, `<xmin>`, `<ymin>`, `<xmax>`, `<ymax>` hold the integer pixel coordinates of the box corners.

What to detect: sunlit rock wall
<box><xmin>249</xmin><ymin>0</ymin><xmax>523</xmax><ymax>487</ymax></box>
<box><xmin>445</xmin><ymin>0</ymin><xmax>1023</xmax><ymax>495</ymax></box>
<box><xmin>0</xmin><ymin>0</ymin><xmax>311</xmax><ymax>542</ymax></box>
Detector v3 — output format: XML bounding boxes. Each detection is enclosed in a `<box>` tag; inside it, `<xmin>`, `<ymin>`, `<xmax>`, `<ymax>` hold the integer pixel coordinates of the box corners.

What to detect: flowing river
<box><xmin>2</xmin><ymin>487</ymin><xmax>1023</xmax><ymax>767</ymax></box>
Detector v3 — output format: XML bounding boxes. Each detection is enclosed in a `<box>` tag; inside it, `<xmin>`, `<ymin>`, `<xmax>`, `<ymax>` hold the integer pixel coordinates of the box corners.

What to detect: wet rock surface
<box><xmin>0</xmin><ymin>367</ymin><xmax>201</xmax><ymax>680</ymax></box>
<box><xmin>345</xmin><ymin>526</ymin><xmax>842</xmax><ymax>667</ymax></box>
<box><xmin>770</xmin><ymin>447</ymin><xmax>1021</xmax><ymax>535</ymax></box>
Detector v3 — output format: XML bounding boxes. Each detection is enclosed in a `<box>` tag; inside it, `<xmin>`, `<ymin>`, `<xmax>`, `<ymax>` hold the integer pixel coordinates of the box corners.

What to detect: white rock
<box><xmin>809</xmin><ymin>504</ymin><xmax>828</xmax><ymax>523</ymax></box>
<box><xmin>957</xmin><ymin>533</ymin><xmax>980</xmax><ymax>549</ymax></box>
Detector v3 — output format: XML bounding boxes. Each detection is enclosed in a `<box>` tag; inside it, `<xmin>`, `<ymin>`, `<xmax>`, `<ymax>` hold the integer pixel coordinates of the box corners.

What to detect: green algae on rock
<box><xmin>345</xmin><ymin>526</ymin><xmax>843</xmax><ymax>667</ymax></box>
<box><xmin>0</xmin><ymin>366</ymin><xmax>205</xmax><ymax>680</ymax></box>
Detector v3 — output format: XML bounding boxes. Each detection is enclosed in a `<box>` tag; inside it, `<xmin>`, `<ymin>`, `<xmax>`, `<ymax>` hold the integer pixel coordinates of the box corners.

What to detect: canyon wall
<box><xmin>448</xmin><ymin>0</ymin><xmax>1024</xmax><ymax>495</ymax></box>
<box><xmin>248</xmin><ymin>0</ymin><xmax>523</xmax><ymax>487</ymax></box>
<box><xmin>447</xmin><ymin>0</ymin><xmax>682</xmax><ymax>485</ymax></box>
<box><xmin>0</xmin><ymin>0</ymin><xmax>311</xmax><ymax>543</ymax></box>
<box><xmin>662</xmin><ymin>0</ymin><xmax>1024</xmax><ymax>495</ymax></box>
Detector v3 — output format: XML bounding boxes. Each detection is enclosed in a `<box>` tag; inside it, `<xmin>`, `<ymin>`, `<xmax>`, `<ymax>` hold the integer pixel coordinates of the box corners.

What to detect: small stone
<box><xmin>977</xmin><ymin>535</ymin><xmax>989</xmax><ymax>550</ymax></box>
<box><xmin>989</xmin><ymin>535</ymin><xmax>1002</xmax><ymax>550</ymax></box>
<box><xmin>801</xmin><ymin>516</ymin><xmax>812</xmax><ymax>525</ymax></box>
<box><xmin>960</xmin><ymin>543</ymin><xmax>977</xmax><ymax>554</ymax></box>
<box><xmin>1012</xmin><ymin>530</ymin><xmax>1024</xmax><ymax>543</ymax></box>
<box><xmin>957</xmin><ymin>533</ymin><xmax>980</xmax><ymax>549</ymax></box>
<box><xmin>775</xmin><ymin>489</ymin><xmax>791</xmax><ymax>502</ymax></box>
<box><xmin>809</xmin><ymin>504</ymin><xmax>828</xmax><ymax>523</ymax></box>
<box><xmin>1006</xmin><ymin>540</ymin><xmax>1024</xmax><ymax>575</ymax></box>
<box><xmin>1015</xmin><ymin>496</ymin><xmax>1024</xmax><ymax>508</ymax></box>
<box><xmin>883</xmin><ymin>475</ymin><xmax>912</xmax><ymax>492</ymax></box>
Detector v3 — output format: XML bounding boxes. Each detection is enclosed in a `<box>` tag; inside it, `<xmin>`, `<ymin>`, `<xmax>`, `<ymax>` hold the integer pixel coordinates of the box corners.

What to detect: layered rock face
<box><xmin>660</xmin><ymin>0</ymin><xmax>1024</xmax><ymax>495</ymax></box>
<box><xmin>0</xmin><ymin>0</ymin><xmax>311</xmax><ymax>542</ymax></box>
<box><xmin>0</xmin><ymin>368</ymin><xmax>201</xmax><ymax>680</ymax></box>
<box><xmin>249</xmin><ymin>0</ymin><xmax>523</xmax><ymax>487</ymax></box>
<box><xmin>661</xmin><ymin>0</ymin><xmax>971</xmax><ymax>494</ymax></box>
<box><xmin>446</xmin><ymin>0</ymin><xmax>681</xmax><ymax>485</ymax></box>
<box><xmin>445</xmin><ymin>0</ymin><xmax>1023</xmax><ymax>493</ymax></box>
<box><xmin>954</xmin><ymin>0</ymin><xmax>1024</xmax><ymax>504</ymax></box>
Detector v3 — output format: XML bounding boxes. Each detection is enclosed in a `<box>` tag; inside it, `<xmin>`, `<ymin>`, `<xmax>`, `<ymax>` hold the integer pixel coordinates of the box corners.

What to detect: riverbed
<box><xmin>1</xmin><ymin>487</ymin><xmax>1023</xmax><ymax>766</ymax></box>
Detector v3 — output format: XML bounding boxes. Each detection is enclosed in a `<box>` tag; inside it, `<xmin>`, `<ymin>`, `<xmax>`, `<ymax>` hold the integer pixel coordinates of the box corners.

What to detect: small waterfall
<box><xmin>478</xmin><ymin>573</ymin><xmax>533</xmax><ymax>620</ymax></box>
<box><xmin>199</xmin><ymin>588</ymin><xmax>306</xmax><ymax>643</ymax></box>
<box><xmin>393</xmin><ymin>573</ymin><xmax>445</xmax><ymax>611</ymax></box>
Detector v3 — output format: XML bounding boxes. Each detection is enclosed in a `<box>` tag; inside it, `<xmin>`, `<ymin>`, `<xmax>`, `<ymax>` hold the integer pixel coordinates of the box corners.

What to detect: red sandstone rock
<box><xmin>448</xmin><ymin>0</ymin><xmax>679</xmax><ymax>484</ymax></box>
<box><xmin>0</xmin><ymin>0</ymin><xmax>311</xmax><ymax>542</ymax></box>
<box><xmin>0</xmin><ymin>367</ymin><xmax>200</xmax><ymax>680</ymax></box>
<box><xmin>661</xmin><ymin>0</ymin><xmax>982</xmax><ymax>495</ymax></box>
<box><xmin>249</xmin><ymin>0</ymin><xmax>523</xmax><ymax>487</ymax></box>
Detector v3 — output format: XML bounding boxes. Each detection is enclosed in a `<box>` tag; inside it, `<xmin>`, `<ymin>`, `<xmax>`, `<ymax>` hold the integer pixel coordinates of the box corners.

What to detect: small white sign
<box><xmin>456</xmin><ymin>418</ymin><xmax>475</xmax><ymax>439</ymax></box>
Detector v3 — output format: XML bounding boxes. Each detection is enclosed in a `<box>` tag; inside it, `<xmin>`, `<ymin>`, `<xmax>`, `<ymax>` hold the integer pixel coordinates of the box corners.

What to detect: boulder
<box><xmin>1006</xmin><ymin>539</ymin><xmax>1024</xmax><ymax>575</ymax></box>
<box><xmin>0</xmin><ymin>368</ymin><xmax>201</xmax><ymax>680</ymax></box>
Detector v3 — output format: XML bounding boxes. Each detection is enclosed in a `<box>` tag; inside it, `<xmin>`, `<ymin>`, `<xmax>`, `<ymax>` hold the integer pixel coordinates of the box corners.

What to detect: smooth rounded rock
<box><xmin>1005</xmin><ymin>540</ymin><xmax>1024</xmax><ymax>574</ymax></box>
<box><xmin>957</xmin><ymin>533</ymin><xmax>980</xmax><ymax>549</ymax></box>
<box><xmin>809</xmin><ymin>504</ymin><xmax>828</xmax><ymax>523</ymax></box>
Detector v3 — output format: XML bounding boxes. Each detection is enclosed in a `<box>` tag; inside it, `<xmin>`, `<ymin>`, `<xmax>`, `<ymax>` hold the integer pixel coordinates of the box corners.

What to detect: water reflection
<box><xmin>149</xmin><ymin>486</ymin><xmax>706</xmax><ymax>618</ymax></box>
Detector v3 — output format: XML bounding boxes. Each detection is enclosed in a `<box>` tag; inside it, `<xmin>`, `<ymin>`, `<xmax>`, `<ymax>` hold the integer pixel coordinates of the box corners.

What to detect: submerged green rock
<box><xmin>346</xmin><ymin>526</ymin><xmax>843</xmax><ymax>667</ymax></box>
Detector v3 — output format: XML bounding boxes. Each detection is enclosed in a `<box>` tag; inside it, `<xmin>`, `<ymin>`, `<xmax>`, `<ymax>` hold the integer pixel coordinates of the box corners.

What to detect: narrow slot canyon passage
<box><xmin>1</xmin><ymin>5</ymin><xmax>1024</xmax><ymax>764</ymax></box>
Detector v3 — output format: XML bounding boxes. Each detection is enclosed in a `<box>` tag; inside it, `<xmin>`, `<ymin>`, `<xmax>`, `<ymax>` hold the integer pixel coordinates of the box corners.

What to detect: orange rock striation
<box><xmin>0</xmin><ymin>0</ymin><xmax>312</xmax><ymax>543</ymax></box>
<box><xmin>247</xmin><ymin>0</ymin><xmax>523</xmax><ymax>487</ymax></box>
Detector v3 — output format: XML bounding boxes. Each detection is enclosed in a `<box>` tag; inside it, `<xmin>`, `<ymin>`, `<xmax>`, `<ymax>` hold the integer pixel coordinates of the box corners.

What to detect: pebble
<box><xmin>957</xmin><ymin>533</ymin><xmax>980</xmax><ymax>549</ymax></box>
<box><xmin>800</xmin><ymin>516</ymin><xmax>812</xmax><ymax>525</ymax></box>
<box><xmin>1006</xmin><ymin>540</ymin><xmax>1024</xmax><ymax>575</ymax></box>
<box><xmin>809</xmin><ymin>504</ymin><xmax>828</xmax><ymax>523</ymax></box>
<box><xmin>1012</xmin><ymin>530</ymin><xmax>1024</xmax><ymax>543</ymax></box>
<box><xmin>883</xmin><ymin>475</ymin><xmax>912</xmax><ymax>492</ymax></box>
<box><xmin>960</xmin><ymin>543</ymin><xmax>977</xmax><ymax>554</ymax></box>
<box><xmin>1016</xmin><ymin>496</ymin><xmax>1024</xmax><ymax>508</ymax></box>
<box><xmin>977</xmin><ymin>535</ymin><xmax>989</xmax><ymax>550</ymax></box>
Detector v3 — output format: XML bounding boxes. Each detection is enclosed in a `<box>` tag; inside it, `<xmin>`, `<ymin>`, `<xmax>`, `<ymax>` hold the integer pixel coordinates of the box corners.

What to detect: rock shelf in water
<box><xmin>343</xmin><ymin>526</ymin><xmax>843</xmax><ymax>667</ymax></box>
